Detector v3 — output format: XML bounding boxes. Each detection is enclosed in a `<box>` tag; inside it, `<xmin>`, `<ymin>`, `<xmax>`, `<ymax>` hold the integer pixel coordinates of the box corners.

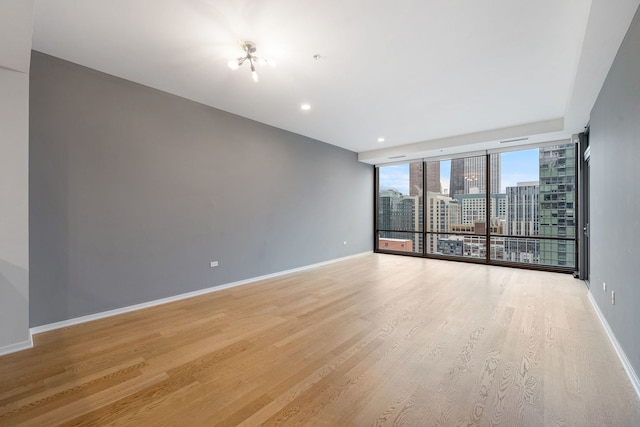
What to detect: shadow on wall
<box><xmin>0</xmin><ymin>258</ymin><xmax>28</xmax><ymax>345</ymax></box>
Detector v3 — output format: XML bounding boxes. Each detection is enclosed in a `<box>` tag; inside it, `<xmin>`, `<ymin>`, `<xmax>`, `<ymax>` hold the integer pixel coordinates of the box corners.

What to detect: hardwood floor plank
<box><xmin>1</xmin><ymin>254</ymin><xmax>639</xmax><ymax>425</ymax></box>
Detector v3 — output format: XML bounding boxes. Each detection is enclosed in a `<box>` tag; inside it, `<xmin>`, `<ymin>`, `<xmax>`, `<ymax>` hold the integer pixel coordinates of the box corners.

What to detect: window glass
<box><xmin>491</xmin><ymin>144</ymin><xmax>576</xmax><ymax>267</ymax></box>
<box><xmin>374</xmin><ymin>143</ymin><xmax>576</xmax><ymax>269</ymax></box>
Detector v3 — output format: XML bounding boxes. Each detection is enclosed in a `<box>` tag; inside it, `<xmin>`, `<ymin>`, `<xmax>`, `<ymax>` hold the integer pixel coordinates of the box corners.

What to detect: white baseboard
<box><xmin>30</xmin><ymin>251</ymin><xmax>372</xmax><ymax>336</ymax></box>
<box><xmin>0</xmin><ymin>335</ymin><xmax>33</xmax><ymax>357</ymax></box>
<box><xmin>587</xmin><ymin>291</ymin><xmax>640</xmax><ymax>399</ymax></box>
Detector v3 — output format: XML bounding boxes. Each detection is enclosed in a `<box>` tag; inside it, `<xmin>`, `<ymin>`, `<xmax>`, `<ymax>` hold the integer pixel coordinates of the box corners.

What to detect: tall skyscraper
<box><xmin>449</xmin><ymin>158</ymin><xmax>466</xmax><ymax>196</ymax></box>
<box><xmin>426</xmin><ymin>162</ymin><xmax>441</xmax><ymax>194</ymax></box>
<box><xmin>409</xmin><ymin>163</ymin><xmax>422</xmax><ymax>196</ymax></box>
<box><xmin>504</xmin><ymin>181</ymin><xmax>540</xmax><ymax>263</ymax></box>
<box><xmin>463</xmin><ymin>156</ymin><xmax>486</xmax><ymax>194</ymax></box>
<box><xmin>449</xmin><ymin>154</ymin><xmax>501</xmax><ymax>196</ymax></box>
<box><xmin>409</xmin><ymin>162</ymin><xmax>441</xmax><ymax>196</ymax></box>
<box><xmin>539</xmin><ymin>144</ymin><xmax>576</xmax><ymax>267</ymax></box>
<box><xmin>506</xmin><ymin>182</ymin><xmax>539</xmax><ymax>236</ymax></box>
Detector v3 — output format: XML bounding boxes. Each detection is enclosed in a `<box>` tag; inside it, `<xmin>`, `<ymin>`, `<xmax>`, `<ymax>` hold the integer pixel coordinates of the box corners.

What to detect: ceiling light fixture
<box><xmin>301</xmin><ymin>103</ymin><xmax>311</xmax><ymax>110</ymax></box>
<box><xmin>377</xmin><ymin>137</ymin><xmax>385</xmax><ymax>142</ymax></box>
<box><xmin>228</xmin><ymin>40</ymin><xmax>273</xmax><ymax>83</ymax></box>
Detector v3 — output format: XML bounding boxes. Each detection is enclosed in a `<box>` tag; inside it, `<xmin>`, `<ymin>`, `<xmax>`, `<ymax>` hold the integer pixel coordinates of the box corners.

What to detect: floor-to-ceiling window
<box><xmin>424</xmin><ymin>154</ymin><xmax>491</xmax><ymax>261</ymax></box>
<box><xmin>376</xmin><ymin>162</ymin><xmax>423</xmax><ymax>254</ymax></box>
<box><xmin>488</xmin><ymin>144</ymin><xmax>577</xmax><ymax>268</ymax></box>
<box><xmin>375</xmin><ymin>143</ymin><xmax>577</xmax><ymax>272</ymax></box>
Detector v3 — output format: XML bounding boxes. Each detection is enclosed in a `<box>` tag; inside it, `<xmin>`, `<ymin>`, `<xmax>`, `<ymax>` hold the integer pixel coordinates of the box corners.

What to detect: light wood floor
<box><xmin>1</xmin><ymin>254</ymin><xmax>639</xmax><ymax>426</ymax></box>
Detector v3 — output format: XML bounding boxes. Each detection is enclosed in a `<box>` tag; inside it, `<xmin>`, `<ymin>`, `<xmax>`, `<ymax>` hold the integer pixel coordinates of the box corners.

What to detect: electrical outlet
<box><xmin>210</xmin><ymin>261</ymin><xmax>219</xmax><ymax>267</ymax></box>
<box><xmin>603</xmin><ymin>282</ymin><xmax>607</xmax><ymax>292</ymax></box>
<box><xmin>611</xmin><ymin>290</ymin><xmax>615</xmax><ymax>305</ymax></box>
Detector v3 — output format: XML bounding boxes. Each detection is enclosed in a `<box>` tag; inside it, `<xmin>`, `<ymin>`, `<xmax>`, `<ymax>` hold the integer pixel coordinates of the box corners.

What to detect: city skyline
<box><xmin>379</xmin><ymin>149</ymin><xmax>539</xmax><ymax>195</ymax></box>
<box><xmin>377</xmin><ymin>144</ymin><xmax>575</xmax><ymax>267</ymax></box>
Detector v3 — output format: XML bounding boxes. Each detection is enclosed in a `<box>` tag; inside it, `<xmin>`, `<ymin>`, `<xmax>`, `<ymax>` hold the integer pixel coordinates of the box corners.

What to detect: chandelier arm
<box><xmin>229</xmin><ymin>41</ymin><xmax>266</xmax><ymax>81</ymax></box>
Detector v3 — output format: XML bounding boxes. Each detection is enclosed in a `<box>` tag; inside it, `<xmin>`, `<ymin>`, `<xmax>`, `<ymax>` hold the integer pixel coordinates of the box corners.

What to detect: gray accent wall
<box><xmin>589</xmin><ymin>5</ymin><xmax>640</xmax><ymax>378</ymax></box>
<box><xmin>29</xmin><ymin>51</ymin><xmax>373</xmax><ymax>327</ymax></box>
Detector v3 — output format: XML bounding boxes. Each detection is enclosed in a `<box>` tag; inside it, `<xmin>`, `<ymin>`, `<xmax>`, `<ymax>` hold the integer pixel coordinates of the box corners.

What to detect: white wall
<box><xmin>0</xmin><ymin>0</ymin><xmax>34</xmax><ymax>354</ymax></box>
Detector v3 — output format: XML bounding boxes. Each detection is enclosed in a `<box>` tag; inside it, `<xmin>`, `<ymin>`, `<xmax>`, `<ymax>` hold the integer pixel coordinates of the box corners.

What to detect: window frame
<box><xmin>374</xmin><ymin>143</ymin><xmax>578</xmax><ymax>273</ymax></box>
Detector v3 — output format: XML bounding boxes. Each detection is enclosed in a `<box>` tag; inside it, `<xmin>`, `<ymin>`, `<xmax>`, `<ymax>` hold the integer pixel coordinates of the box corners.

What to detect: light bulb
<box><xmin>228</xmin><ymin>59</ymin><xmax>239</xmax><ymax>70</ymax></box>
<box><xmin>252</xmin><ymin>70</ymin><xmax>259</xmax><ymax>83</ymax></box>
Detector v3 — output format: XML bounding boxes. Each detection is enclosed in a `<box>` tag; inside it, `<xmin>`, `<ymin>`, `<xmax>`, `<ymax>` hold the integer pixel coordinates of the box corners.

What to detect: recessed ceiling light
<box><xmin>301</xmin><ymin>104</ymin><xmax>311</xmax><ymax>111</ymax></box>
<box><xmin>377</xmin><ymin>137</ymin><xmax>385</xmax><ymax>142</ymax></box>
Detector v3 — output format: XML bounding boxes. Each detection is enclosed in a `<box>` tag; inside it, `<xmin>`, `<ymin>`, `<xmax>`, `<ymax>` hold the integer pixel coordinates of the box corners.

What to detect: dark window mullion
<box><xmin>485</xmin><ymin>153</ymin><xmax>491</xmax><ymax>264</ymax></box>
<box><xmin>423</xmin><ymin>161</ymin><xmax>427</xmax><ymax>256</ymax></box>
<box><xmin>374</xmin><ymin>165</ymin><xmax>379</xmax><ymax>252</ymax></box>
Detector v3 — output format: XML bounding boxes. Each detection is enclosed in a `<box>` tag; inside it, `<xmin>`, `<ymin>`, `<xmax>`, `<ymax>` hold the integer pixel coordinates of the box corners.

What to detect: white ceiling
<box><xmin>31</xmin><ymin>0</ymin><xmax>640</xmax><ymax>164</ymax></box>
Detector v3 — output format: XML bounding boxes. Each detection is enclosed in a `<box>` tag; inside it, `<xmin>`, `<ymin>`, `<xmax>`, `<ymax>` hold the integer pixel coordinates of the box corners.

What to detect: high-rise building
<box><xmin>453</xmin><ymin>193</ymin><xmax>505</xmax><ymax>225</ymax></box>
<box><xmin>409</xmin><ymin>162</ymin><xmax>440</xmax><ymax>196</ymax></box>
<box><xmin>377</xmin><ymin>189</ymin><xmax>400</xmax><ymax>233</ymax></box>
<box><xmin>426</xmin><ymin>162</ymin><xmax>441</xmax><ymax>194</ymax></box>
<box><xmin>490</xmin><ymin>154</ymin><xmax>501</xmax><ymax>194</ymax></box>
<box><xmin>495</xmin><ymin>194</ymin><xmax>507</xmax><ymax>220</ymax></box>
<box><xmin>449</xmin><ymin>193</ymin><xmax>505</xmax><ymax>259</ymax></box>
<box><xmin>449</xmin><ymin>154</ymin><xmax>501</xmax><ymax>196</ymax></box>
<box><xmin>424</xmin><ymin>192</ymin><xmax>460</xmax><ymax>254</ymax></box>
<box><xmin>449</xmin><ymin>158</ymin><xmax>466</xmax><ymax>196</ymax></box>
<box><xmin>378</xmin><ymin>189</ymin><xmax>421</xmax><ymax>251</ymax></box>
<box><xmin>463</xmin><ymin>156</ymin><xmax>485</xmax><ymax>194</ymax></box>
<box><xmin>506</xmin><ymin>182</ymin><xmax>539</xmax><ymax>236</ymax></box>
<box><xmin>539</xmin><ymin>144</ymin><xmax>576</xmax><ymax>267</ymax></box>
<box><xmin>504</xmin><ymin>181</ymin><xmax>540</xmax><ymax>263</ymax></box>
<box><xmin>378</xmin><ymin>189</ymin><xmax>418</xmax><ymax>231</ymax></box>
<box><xmin>409</xmin><ymin>163</ymin><xmax>422</xmax><ymax>196</ymax></box>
